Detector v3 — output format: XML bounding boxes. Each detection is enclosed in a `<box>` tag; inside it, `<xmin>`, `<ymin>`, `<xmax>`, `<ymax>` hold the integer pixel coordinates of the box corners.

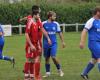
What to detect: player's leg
<box><xmin>43</xmin><ymin>48</ymin><xmax>51</xmax><ymax>77</ymax></box>
<box><xmin>51</xmin><ymin>44</ymin><xmax>64</xmax><ymax>77</ymax></box>
<box><xmin>52</xmin><ymin>57</ymin><xmax>64</xmax><ymax>77</ymax></box>
<box><xmin>81</xmin><ymin>58</ymin><xmax>96</xmax><ymax>80</ymax></box>
<box><xmin>97</xmin><ymin>58</ymin><xmax>100</xmax><ymax>72</ymax></box>
<box><xmin>95</xmin><ymin>42</ymin><xmax>100</xmax><ymax>72</ymax></box>
<box><xmin>34</xmin><ymin>56</ymin><xmax>41</xmax><ymax>80</ymax></box>
<box><xmin>29</xmin><ymin>59</ymin><xmax>34</xmax><ymax>80</ymax></box>
<box><xmin>43</xmin><ymin>57</ymin><xmax>51</xmax><ymax>77</ymax></box>
<box><xmin>24</xmin><ymin>58</ymin><xmax>30</xmax><ymax>80</ymax></box>
<box><xmin>81</xmin><ymin>42</ymin><xmax>98</xmax><ymax>80</ymax></box>
<box><xmin>0</xmin><ymin>44</ymin><xmax>15</xmax><ymax>67</ymax></box>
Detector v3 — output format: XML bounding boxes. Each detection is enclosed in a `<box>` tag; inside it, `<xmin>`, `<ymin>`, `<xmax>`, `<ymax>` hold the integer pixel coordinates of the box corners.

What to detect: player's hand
<box><xmin>47</xmin><ymin>38</ymin><xmax>52</xmax><ymax>45</ymax></box>
<box><xmin>79</xmin><ymin>42</ymin><xmax>85</xmax><ymax>49</ymax></box>
<box><xmin>30</xmin><ymin>45</ymin><xmax>36</xmax><ymax>51</ymax></box>
<box><xmin>62</xmin><ymin>42</ymin><xmax>66</xmax><ymax>48</ymax></box>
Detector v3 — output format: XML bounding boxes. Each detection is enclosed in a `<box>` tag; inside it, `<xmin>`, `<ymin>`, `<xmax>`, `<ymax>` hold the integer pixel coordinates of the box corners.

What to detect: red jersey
<box><xmin>25</xmin><ymin>18</ymin><xmax>42</xmax><ymax>58</ymax></box>
<box><xmin>27</xmin><ymin>15</ymin><xmax>32</xmax><ymax>20</ymax></box>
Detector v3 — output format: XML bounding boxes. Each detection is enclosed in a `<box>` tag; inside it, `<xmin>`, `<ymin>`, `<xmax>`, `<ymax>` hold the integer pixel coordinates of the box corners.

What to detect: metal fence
<box><xmin>12</xmin><ymin>23</ymin><xmax>85</xmax><ymax>35</ymax></box>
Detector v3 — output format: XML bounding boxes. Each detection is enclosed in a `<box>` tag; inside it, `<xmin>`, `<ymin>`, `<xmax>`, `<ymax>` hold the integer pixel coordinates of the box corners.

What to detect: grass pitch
<box><xmin>0</xmin><ymin>32</ymin><xmax>99</xmax><ymax>80</ymax></box>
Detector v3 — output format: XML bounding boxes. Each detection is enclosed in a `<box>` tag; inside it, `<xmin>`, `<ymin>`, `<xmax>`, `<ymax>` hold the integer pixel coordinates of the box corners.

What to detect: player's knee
<box><xmin>45</xmin><ymin>57</ymin><xmax>50</xmax><ymax>63</ymax></box>
<box><xmin>27</xmin><ymin>58</ymin><xmax>34</xmax><ymax>63</ymax></box>
<box><xmin>35</xmin><ymin>57</ymin><xmax>40</xmax><ymax>63</ymax></box>
<box><xmin>51</xmin><ymin>57</ymin><xmax>56</xmax><ymax>61</ymax></box>
<box><xmin>90</xmin><ymin>58</ymin><xmax>97</xmax><ymax>64</ymax></box>
<box><xmin>97</xmin><ymin>58</ymin><xmax>100</xmax><ymax>63</ymax></box>
<box><xmin>52</xmin><ymin>57</ymin><xmax>58</xmax><ymax>64</ymax></box>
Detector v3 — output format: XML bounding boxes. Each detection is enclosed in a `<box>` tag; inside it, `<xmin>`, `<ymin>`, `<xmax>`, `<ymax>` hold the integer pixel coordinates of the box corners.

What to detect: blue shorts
<box><xmin>43</xmin><ymin>43</ymin><xmax>57</xmax><ymax>58</ymax></box>
<box><xmin>89</xmin><ymin>41</ymin><xmax>100</xmax><ymax>59</ymax></box>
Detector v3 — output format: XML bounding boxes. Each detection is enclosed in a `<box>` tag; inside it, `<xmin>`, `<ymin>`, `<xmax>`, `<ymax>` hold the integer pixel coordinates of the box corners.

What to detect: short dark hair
<box><xmin>32</xmin><ymin>5</ymin><xmax>40</xmax><ymax>11</ymax></box>
<box><xmin>92</xmin><ymin>6</ymin><xmax>100</xmax><ymax>15</ymax></box>
<box><xmin>47</xmin><ymin>11</ymin><xmax>56</xmax><ymax>18</ymax></box>
<box><xmin>32</xmin><ymin>5</ymin><xmax>40</xmax><ymax>16</ymax></box>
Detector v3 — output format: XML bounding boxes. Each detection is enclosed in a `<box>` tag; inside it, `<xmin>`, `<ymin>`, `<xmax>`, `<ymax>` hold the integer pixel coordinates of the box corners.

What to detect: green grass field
<box><xmin>0</xmin><ymin>32</ymin><xmax>100</xmax><ymax>80</ymax></box>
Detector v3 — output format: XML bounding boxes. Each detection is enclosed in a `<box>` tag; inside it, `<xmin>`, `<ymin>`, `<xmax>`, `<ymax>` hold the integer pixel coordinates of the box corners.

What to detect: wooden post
<box><xmin>76</xmin><ymin>23</ymin><xmax>78</xmax><ymax>32</ymax></box>
<box><xmin>19</xmin><ymin>25</ymin><xmax>22</xmax><ymax>35</ymax></box>
<box><xmin>63</xmin><ymin>23</ymin><xmax>65</xmax><ymax>33</ymax></box>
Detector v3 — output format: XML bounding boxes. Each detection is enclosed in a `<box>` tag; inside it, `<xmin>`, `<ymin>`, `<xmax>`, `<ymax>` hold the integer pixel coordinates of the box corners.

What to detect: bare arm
<box><xmin>58</xmin><ymin>32</ymin><xmax>66</xmax><ymax>48</ymax></box>
<box><xmin>19</xmin><ymin>17</ymin><xmax>27</xmax><ymax>22</ymax></box>
<box><xmin>79</xmin><ymin>29</ymin><xmax>87</xmax><ymax>49</ymax></box>
<box><xmin>41</xmin><ymin>27</ymin><xmax>52</xmax><ymax>45</ymax></box>
<box><xmin>0</xmin><ymin>32</ymin><xmax>3</xmax><ymax>36</ymax></box>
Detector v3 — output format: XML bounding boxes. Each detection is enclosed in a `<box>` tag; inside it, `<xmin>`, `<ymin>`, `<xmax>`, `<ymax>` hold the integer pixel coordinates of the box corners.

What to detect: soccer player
<box><xmin>24</xmin><ymin>5</ymin><xmax>51</xmax><ymax>80</ymax></box>
<box><xmin>80</xmin><ymin>6</ymin><xmax>100</xmax><ymax>80</ymax></box>
<box><xmin>42</xmin><ymin>11</ymin><xmax>66</xmax><ymax>77</ymax></box>
<box><xmin>18</xmin><ymin>8</ymin><xmax>42</xmax><ymax>50</ymax></box>
<box><xmin>0</xmin><ymin>24</ymin><xmax>15</xmax><ymax>68</ymax></box>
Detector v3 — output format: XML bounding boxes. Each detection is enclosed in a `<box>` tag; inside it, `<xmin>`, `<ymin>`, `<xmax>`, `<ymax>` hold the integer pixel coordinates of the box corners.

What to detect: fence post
<box><xmin>63</xmin><ymin>23</ymin><xmax>65</xmax><ymax>33</ymax></box>
<box><xmin>76</xmin><ymin>23</ymin><xmax>78</xmax><ymax>32</ymax></box>
<box><xmin>19</xmin><ymin>24</ymin><xmax>22</xmax><ymax>35</ymax></box>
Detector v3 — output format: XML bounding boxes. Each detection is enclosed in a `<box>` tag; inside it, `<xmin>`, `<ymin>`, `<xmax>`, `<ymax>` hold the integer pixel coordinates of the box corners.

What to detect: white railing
<box><xmin>12</xmin><ymin>23</ymin><xmax>85</xmax><ymax>35</ymax></box>
<box><xmin>60</xmin><ymin>23</ymin><xmax>85</xmax><ymax>32</ymax></box>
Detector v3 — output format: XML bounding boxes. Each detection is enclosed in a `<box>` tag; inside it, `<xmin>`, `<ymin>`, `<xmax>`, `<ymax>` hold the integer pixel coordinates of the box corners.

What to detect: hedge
<box><xmin>0</xmin><ymin>2</ymin><xmax>98</xmax><ymax>32</ymax></box>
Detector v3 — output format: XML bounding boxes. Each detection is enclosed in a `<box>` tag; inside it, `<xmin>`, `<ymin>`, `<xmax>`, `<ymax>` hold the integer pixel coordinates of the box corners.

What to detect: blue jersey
<box><xmin>84</xmin><ymin>18</ymin><xmax>100</xmax><ymax>42</ymax></box>
<box><xmin>43</xmin><ymin>21</ymin><xmax>61</xmax><ymax>48</ymax></box>
<box><xmin>85</xmin><ymin>18</ymin><xmax>100</xmax><ymax>59</ymax></box>
<box><xmin>0</xmin><ymin>24</ymin><xmax>4</xmax><ymax>45</ymax></box>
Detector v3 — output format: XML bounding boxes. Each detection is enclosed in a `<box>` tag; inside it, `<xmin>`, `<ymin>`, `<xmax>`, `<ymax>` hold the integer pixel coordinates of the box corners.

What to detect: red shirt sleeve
<box><xmin>25</xmin><ymin>19</ymin><xmax>32</xmax><ymax>34</ymax></box>
<box><xmin>27</xmin><ymin>15</ymin><xmax>32</xmax><ymax>20</ymax></box>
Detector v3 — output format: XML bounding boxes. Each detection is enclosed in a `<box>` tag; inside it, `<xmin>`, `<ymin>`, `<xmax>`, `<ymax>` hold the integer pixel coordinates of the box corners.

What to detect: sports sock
<box><xmin>82</xmin><ymin>62</ymin><xmax>94</xmax><ymax>75</ymax></box>
<box><xmin>24</xmin><ymin>62</ymin><xmax>30</xmax><ymax>74</ymax></box>
<box><xmin>30</xmin><ymin>63</ymin><xmax>34</xmax><ymax>78</ymax></box>
<box><xmin>0</xmin><ymin>55</ymin><xmax>12</xmax><ymax>61</ymax></box>
<box><xmin>45</xmin><ymin>63</ymin><xmax>50</xmax><ymax>72</ymax></box>
<box><xmin>98</xmin><ymin>63</ymin><xmax>100</xmax><ymax>72</ymax></box>
<box><xmin>34</xmin><ymin>62</ymin><xmax>40</xmax><ymax>79</ymax></box>
<box><xmin>55</xmin><ymin>64</ymin><xmax>61</xmax><ymax>70</ymax></box>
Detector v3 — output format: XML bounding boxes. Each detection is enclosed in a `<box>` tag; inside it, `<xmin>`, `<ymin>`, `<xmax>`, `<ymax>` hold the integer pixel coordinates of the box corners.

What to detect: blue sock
<box><xmin>3</xmin><ymin>56</ymin><xmax>11</xmax><ymax>61</ymax></box>
<box><xmin>55</xmin><ymin>64</ymin><xmax>61</xmax><ymax>70</ymax></box>
<box><xmin>0</xmin><ymin>55</ymin><xmax>11</xmax><ymax>61</ymax></box>
<box><xmin>98</xmin><ymin>63</ymin><xmax>100</xmax><ymax>72</ymax></box>
<box><xmin>45</xmin><ymin>64</ymin><xmax>50</xmax><ymax>72</ymax></box>
<box><xmin>82</xmin><ymin>62</ymin><xmax>94</xmax><ymax>75</ymax></box>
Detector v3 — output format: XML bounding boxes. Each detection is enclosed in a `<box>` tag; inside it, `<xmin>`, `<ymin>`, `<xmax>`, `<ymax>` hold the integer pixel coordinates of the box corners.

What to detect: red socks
<box><xmin>34</xmin><ymin>62</ymin><xmax>40</xmax><ymax>79</ymax></box>
<box><xmin>24</xmin><ymin>62</ymin><xmax>30</xmax><ymax>74</ymax></box>
<box><xmin>30</xmin><ymin>63</ymin><xmax>34</xmax><ymax>78</ymax></box>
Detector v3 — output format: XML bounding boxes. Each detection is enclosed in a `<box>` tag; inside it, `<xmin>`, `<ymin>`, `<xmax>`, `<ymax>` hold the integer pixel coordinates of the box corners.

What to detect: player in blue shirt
<box><xmin>42</xmin><ymin>11</ymin><xmax>66</xmax><ymax>77</ymax></box>
<box><xmin>0</xmin><ymin>24</ymin><xmax>15</xmax><ymax>68</ymax></box>
<box><xmin>80</xmin><ymin>7</ymin><xmax>100</xmax><ymax>80</ymax></box>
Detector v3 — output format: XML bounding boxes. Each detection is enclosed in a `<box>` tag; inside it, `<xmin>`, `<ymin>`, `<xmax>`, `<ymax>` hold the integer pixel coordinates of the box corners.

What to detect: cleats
<box><xmin>81</xmin><ymin>74</ymin><xmax>89</xmax><ymax>80</ymax></box>
<box><xmin>11</xmin><ymin>57</ymin><xmax>15</xmax><ymax>68</ymax></box>
<box><xmin>43</xmin><ymin>72</ymin><xmax>50</xmax><ymax>78</ymax></box>
<box><xmin>59</xmin><ymin>71</ymin><xmax>64</xmax><ymax>77</ymax></box>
